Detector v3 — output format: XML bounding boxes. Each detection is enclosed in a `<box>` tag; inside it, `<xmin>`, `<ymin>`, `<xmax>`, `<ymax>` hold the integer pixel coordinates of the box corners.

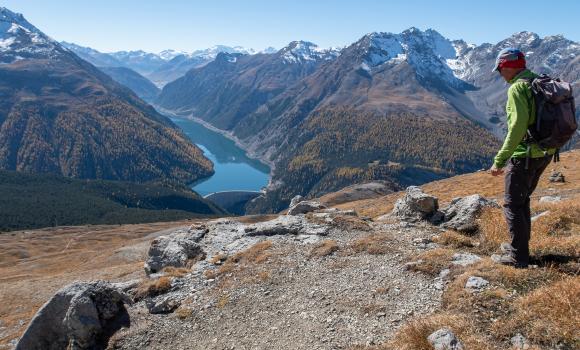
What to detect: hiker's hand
<box><xmin>490</xmin><ymin>164</ymin><xmax>504</xmax><ymax>176</ymax></box>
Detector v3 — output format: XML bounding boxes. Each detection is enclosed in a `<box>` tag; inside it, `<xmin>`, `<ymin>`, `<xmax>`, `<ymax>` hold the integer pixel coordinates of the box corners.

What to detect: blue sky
<box><xmin>2</xmin><ymin>0</ymin><xmax>579</xmax><ymax>53</ymax></box>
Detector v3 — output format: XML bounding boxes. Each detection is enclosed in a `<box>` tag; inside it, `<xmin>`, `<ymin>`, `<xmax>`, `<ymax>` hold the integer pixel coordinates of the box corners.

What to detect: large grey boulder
<box><xmin>391</xmin><ymin>186</ymin><xmax>439</xmax><ymax>222</ymax></box>
<box><xmin>244</xmin><ymin>215</ymin><xmax>330</xmax><ymax>236</ymax></box>
<box><xmin>440</xmin><ymin>194</ymin><xmax>499</xmax><ymax>233</ymax></box>
<box><xmin>144</xmin><ymin>233</ymin><xmax>205</xmax><ymax>274</ymax></box>
<box><xmin>16</xmin><ymin>281</ymin><xmax>131</xmax><ymax>350</ymax></box>
<box><xmin>287</xmin><ymin>200</ymin><xmax>327</xmax><ymax>216</ymax></box>
<box><xmin>289</xmin><ymin>195</ymin><xmax>304</xmax><ymax>208</ymax></box>
<box><xmin>427</xmin><ymin>328</ymin><xmax>464</xmax><ymax>350</ymax></box>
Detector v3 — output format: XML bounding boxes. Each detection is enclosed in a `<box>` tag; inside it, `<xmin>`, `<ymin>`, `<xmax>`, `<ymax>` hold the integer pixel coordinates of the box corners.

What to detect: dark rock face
<box><xmin>16</xmin><ymin>281</ymin><xmax>131</xmax><ymax>350</ymax></box>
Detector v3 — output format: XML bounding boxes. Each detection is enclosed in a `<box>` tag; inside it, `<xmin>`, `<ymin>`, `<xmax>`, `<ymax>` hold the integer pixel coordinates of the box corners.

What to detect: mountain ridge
<box><xmin>0</xmin><ymin>7</ymin><xmax>214</xmax><ymax>184</ymax></box>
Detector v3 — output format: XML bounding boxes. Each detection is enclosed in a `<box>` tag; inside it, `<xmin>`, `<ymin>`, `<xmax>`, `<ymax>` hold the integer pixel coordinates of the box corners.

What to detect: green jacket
<box><xmin>493</xmin><ymin>69</ymin><xmax>557</xmax><ymax>168</ymax></box>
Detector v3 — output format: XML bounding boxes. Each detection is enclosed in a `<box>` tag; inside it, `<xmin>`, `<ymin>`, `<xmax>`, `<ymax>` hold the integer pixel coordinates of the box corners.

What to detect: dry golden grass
<box><xmin>348</xmin><ymin>233</ymin><xmax>394</xmax><ymax>255</ymax></box>
<box><xmin>492</xmin><ymin>276</ymin><xmax>580</xmax><ymax>348</ymax></box>
<box><xmin>406</xmin><ymin>248</ymin><xmax>455</xmax><ymax>276</ymax></box>
<box><xmin>477</xmin><ymin>199</ymin><xmax>580</xmax><ymax>259</ymax></box>
<box><xmin>335</xmin><ymin>149</ymin><xmax>580</xmax><ymax>219</ymax></box>
<box><xmin>234</xmin><ymin>214</ymin><xmax>279</xmax><ymax>224</ymax></box>
<box><xmin>0</xmin><ymin>219</ymin><xmax>196</xmax><ymax>347</ymax></box>
<box><xmin>203</xmin><ymin>241</ymin><xmax>276</xmax><ymax>290</ymax></box>
<box><xmin>309</xmin><ymin>239</ymin><xmax>339</xmax><ymax>257</ymax></box>
<box><xmin>174</xmin><ymin>306</ymin><xmax>194</xmax><ymax>320</ymax></box>
<box><xmin>134</xmin><ymin>276</ymin><xmax>172</xmax><ymax>300</ymax></box>
<box><xmin>209</xmin><ymin>253</ymin><xmax>228</xmax><ymax>265</ymax></box>
<box><xmin>162</xmin><ymin>266</ymin><xmax>190</xmax><ymax>278</ymax></box>
<box><xmin>387</xmin><ymin>313</ymin><xmax>490</xmax><ymax>350</ymax></box>
<box><xmin>216</xmin><ymin>294</ymin><xmax>230</xmax><ymax>309</ymax></box>
<box><xmin>433</xmin><ymin>230</ymin><xmax>475</xmax><ymax>249</ymax></box>
<box><xmin>331</xmin><ymin>215</ymin><xmax>372</xmax><ymax>231</ymax></box>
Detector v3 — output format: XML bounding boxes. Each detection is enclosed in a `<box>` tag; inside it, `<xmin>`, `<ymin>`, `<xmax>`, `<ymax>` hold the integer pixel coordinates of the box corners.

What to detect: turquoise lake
<box><xmin>170</xmin><ymin>117</ymin><xmax>270</xmax><ymax>196</ymax></box>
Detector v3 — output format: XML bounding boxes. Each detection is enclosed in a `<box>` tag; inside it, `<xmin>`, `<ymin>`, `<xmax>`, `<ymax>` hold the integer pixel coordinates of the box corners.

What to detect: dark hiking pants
<box><xmin>503</xmin><ymin>156</ymin><xmax>551</xmax><ymax>266</ymax></box>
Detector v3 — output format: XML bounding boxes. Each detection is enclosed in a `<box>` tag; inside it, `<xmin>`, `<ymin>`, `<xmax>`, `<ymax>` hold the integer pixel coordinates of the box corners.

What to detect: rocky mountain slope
<box><xmin>157</xmin><ymin>41</ymin><xmax>339</xmax><ymax>130</ymax></box>
<box><xmin>99</xmin><ymin>66</ymin><xmax>160</xmax><ymax>102</ymax></box>
<box><xmin>2</xmin><ymin>149</ymin><xmax>577</xmax><ymax>350</ymax></box>
<box><xmin>0</xmin><ymin>7</ymin><xmax>212</xmax><ymax>184</ymax></box>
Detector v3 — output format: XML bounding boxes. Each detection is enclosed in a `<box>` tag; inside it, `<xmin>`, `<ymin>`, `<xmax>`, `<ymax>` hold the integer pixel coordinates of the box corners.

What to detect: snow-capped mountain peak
<box><xmin>280</xmin><ymin>40</ymin><xmax>339</xmax><ymax>64</ymax></box>
<box><xmin>354</xmin><ymin>28</ymin><xmax>470</xmax><ymax>87</ymax></box>
<box><xmin>1</xmin><ymin>7</ymin><xmax>60</xmax><ymax>63</ymax></box>
<box><xmin>158</xmin><ymin>49</ymin><xmax>187</xmax><ymax>60</ymax></box>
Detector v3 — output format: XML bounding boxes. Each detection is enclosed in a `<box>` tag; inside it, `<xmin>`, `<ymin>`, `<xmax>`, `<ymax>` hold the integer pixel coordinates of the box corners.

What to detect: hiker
<box><xmin>488</xmin><ymin>48</ymin><xmax>556</xmax><ymax>268</ymax></box>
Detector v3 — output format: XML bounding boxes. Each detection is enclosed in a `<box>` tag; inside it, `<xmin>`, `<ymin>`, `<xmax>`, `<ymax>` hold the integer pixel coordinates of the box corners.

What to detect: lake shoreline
<box><xmin>154</xmin><ymin>106</ymin><xmax>276</xmax><ymax>173</ymax></box>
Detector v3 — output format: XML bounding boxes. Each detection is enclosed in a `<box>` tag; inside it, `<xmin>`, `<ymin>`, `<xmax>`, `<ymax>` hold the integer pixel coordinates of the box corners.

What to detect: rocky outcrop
<box><xmin>427</xmin><ymin>328</ymin><xmax>464</xmax><ymax>350</ymax></box>
<box><xmin>144</xmin><ymin>233</ymin><xmax>206</xmax><ymax>274</ymax></box>
<box><xmin>245</xmin><ymin>215</ymin><xmax>330</xmax><ymax>236</ymax></box>
<box><xmin>287</xmin><ymin>200</ymin><xmax>327</xmax><ymax>215</ymax></box>
<box><xmin>16</xmin><ymin>281</ymin><xmax>131</xmax><ymax>350</ymax></box>
<box><xmin>391</xmin><ymin>186</ymin><xmax>439</xmax><ymax>222</ymax></box>
<box><xmin>439</xmin><ymin>195</ymin><xmax>500</xmax><ymax>233</ymax></box>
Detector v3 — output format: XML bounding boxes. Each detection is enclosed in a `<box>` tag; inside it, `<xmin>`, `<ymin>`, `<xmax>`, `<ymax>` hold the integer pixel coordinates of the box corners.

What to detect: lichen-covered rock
<box><xmin>391</xmin><ymin>186</ymin><xmax>439</xmax><ymax>222</ymax></box>
<box><xmin>144</xmin><ymin>234</ymin><xmax>205</xmax><ymax>274</ymax></box>
<box><xmin>287</xmin><ymin>200</ymin><xmax>327</xmax><ymax>215</ymax></box>
<box><xmin>427</xmin><ymin>328</ymin><xmax>464</xmax><ymax>350</ymax></box>
<box><xmin>16</xmin><ymin>281</ymin><xmax>131</xmax><ymax>350</ymax></box>
<box><xmin>440</xmin><ymin>194</ymin><xmax>499</xmax><ymax>233</ymax></box>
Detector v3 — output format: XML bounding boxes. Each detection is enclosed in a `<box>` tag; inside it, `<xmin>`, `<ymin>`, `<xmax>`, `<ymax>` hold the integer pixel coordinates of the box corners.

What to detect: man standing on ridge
<box><xmin>489</xmin><ymin>48</ymin><xmax>556</xmax><ymax>269</ymax></box>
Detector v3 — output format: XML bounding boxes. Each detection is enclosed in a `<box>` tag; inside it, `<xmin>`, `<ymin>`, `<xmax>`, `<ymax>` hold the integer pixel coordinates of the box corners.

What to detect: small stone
<box><xmin>511</xmin><ymin>333</ymin><xmax>529</xmax><ymax>349</ymax></box>
<box><xmin>452</xmin><ymin>253</ymin><xmax>481</xmax><ymax>266</ymax></box>
<box><xmin>146</xmin><ymin>296</ymin><xmax>180</xmax><ymax>314</ymax></box>
<box><xmin>427</xmin><ymin>328</ymin><xmax>464</xmax><ymax>350</ymax></box>
<box><xmin>548</xmin><ymin>171</ymin><xmax>565</xmax><ymax>183</ymax></box>
<box><xmin>539</xmin><ymin>196</ymin><xmax>561</xmax><ymax>203</ymax></box>
<box><xmin>465</xmin><ymin>276</ymin><xmax>489</xmax><ymax>291</ymax></box>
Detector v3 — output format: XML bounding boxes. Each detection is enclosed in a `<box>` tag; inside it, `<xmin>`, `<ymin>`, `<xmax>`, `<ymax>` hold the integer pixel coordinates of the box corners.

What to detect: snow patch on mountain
<box><xmin>1</xmin><ymin>7</ymin><xmax>60</xmax><ymax>62</ymax></box>
<box><xmin>359</xmin><ymin>28</ymin><xmax>470</xmax><ymax>87</ymax></box>
<box><xmin>280</xmin><ymin>41</ymin><xmax>339</xmax><ymax>64</ymax></box>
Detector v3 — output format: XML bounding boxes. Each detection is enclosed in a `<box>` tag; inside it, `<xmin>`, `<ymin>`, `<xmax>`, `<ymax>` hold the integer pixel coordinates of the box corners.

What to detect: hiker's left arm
<box><xmin>493</xmin><ymin>83</ymin><xmax>530</xmax><ymax>169</ymax></box>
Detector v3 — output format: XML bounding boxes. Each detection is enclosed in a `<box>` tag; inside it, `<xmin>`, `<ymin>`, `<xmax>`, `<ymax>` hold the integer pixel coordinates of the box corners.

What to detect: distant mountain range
<box><xmin>2</xmin><ymin>5</ymin><xmax>578</xmax><ymax>215</ymax></box>
<box><xmin>61</xmin><ymin>42</ymin><xmax>270</xmax><ymax>87</ymax></box>
<box><xmin>0</xmin><ymin>7</ymin><xmax>213</xmax><ymax>185</ymax></box>
<box><xmin>155</xmin><ymin>28</ymin><xmax>579</xmax><ymax>213</ymax></box>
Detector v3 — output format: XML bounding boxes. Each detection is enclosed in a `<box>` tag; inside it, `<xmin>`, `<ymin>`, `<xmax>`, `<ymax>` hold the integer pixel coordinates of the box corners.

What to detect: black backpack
<box><xmin>521</xmin><ymin>74</ymin><xmax>577</xmax><ymax>163</ymax></box>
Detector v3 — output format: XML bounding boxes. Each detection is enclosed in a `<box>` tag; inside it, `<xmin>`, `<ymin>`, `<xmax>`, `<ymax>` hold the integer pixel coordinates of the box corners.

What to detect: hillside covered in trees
<box><xmin>247</xmin><ymin>109</ymin><xmax>500</xmax><ymax>213</ymax></box>
<box><xmin>0</xmin><ymin>170</ymin><xmax>225</xmax><ymax>231</ymax></box>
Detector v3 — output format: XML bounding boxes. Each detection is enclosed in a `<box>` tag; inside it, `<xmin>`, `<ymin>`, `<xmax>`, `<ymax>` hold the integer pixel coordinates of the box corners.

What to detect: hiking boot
<box><xmin>491</xmin><ymin>254</ymin><xmax>528</xmax><ymax>269</ymax></box>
